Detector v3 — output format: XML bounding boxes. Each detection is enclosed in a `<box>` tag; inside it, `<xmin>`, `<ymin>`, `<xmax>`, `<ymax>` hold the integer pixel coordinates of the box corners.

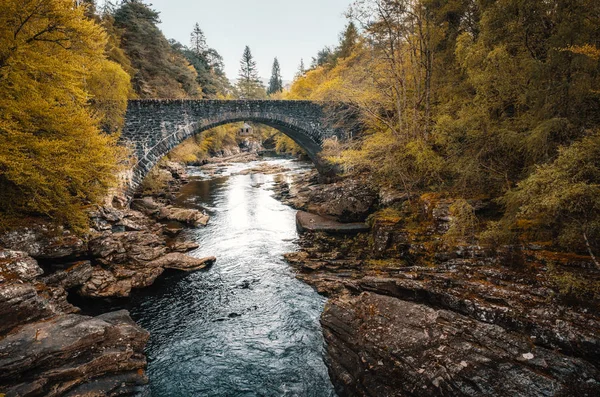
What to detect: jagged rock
<box><xmin>0</xmin><ymin>224</ymin><xmax>87</xmax><ymax>260</ymax></box>
<box><xmin>0</xmin><ymin>250</ymin><xmax>43</xmax><ymax>282</ymax></box>
<box><xmin>0</xmin><ymin>310</ymin><xmax>149</xmax><ymax>397</ymax></box>
<box><xmin>0</xmin><ymin>282</ymin><xmax>57</xmax><ymax>335</ymax></box>
<box><xmin>131</xmin><ymin>196</ymin><xmax>210</xmax><ymax>227</ymax></box>
<box><xmin>42</xmin><ymin>261</ymin><xmax>94</xmax><ymax>290</ymax></box>
<box><xmin>148</xmin><ymin>253</ymin><xmax>216</xmax><ymax>271</ymax></box>
<box><xmin>322</xmin><ymin>292</ymin><xmax>600</xmax><ymax>397</ymax></box>
<box><xmin>307</xmin><ymin>179</ymin><xmax>378</xmax><ymax>223</ymax></box>
<box><xmin>89</xmin><ymin>231</ymin><xmax>167</xmax><ymax>266</ymax></box>
<box><xmin>78</xmin><ymin>266</ymin><xmax>164</xmax><ymax>298</ymax></box>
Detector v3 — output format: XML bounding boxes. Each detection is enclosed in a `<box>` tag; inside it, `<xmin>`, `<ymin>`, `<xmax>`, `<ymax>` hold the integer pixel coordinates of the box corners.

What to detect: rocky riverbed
<box><xmin>0</xmin><ymin>163</ymin><xmax>214</xmax><ymax>396</ymax></box>
<box><xmin>274</xmin><ymin>169</ymin><xmax>600</xmax><ymax>396</ymax></box>
<box><xmin>2</xmin><ymin>156</ymin><xmax>599</xmax><ymax>396</ymax></box>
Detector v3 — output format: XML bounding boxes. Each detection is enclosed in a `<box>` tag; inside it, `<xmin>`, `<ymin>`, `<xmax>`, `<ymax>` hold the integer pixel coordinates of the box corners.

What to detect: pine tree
<box><xmin>237</xmin><ymin>45</ymin><xmax>265</xmax><ymax>99</ymax></box>
<box><xmin>338</xmin><ymin>22</ymin><xmax>359</xmax><ymax>59</ymax></box>
<box><xmin>267</xmin><ymin>57</ymin><xmax>283</xmax><ymax>95</ymax></box>
<box><xmin>295</xmin><ymin>58</ymin><xmax>306</xmax><ymax>79</ymax></box>
<box><xmin>190</xmin><ymin>22</ymin><xmax>207</xmax><ymax>56</ymax></box>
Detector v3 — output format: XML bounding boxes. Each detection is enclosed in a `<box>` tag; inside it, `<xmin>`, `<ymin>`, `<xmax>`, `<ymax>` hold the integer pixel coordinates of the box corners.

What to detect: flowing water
<box><xmin>128</xmin><ymin>158</ymin><xmax>336</xmax><ymax>396</ymax></box>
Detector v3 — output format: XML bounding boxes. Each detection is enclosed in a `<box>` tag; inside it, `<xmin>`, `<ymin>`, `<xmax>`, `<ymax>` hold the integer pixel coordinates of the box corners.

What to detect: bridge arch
<box><xmin>120</xmin><ymin>100</ymin><xmax>346</xmax><ymax>194</ymax></box>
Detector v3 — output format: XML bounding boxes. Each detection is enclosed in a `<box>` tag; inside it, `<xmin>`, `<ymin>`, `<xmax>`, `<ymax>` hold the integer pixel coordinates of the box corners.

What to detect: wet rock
<box><xmin>148</xmin><ymin>253</ymin><xmax>216</xmax><ymax>271</ymax></box>
<box><xmin>296</xmin><ymin>211</ymin><xmax>370</xmax><ymax>234</ymax></box>
<box><xmin>0</xmin><ymin>310</ymin><xmax>149</xmax><ymax>397</ymax></box>
<box><xmin>130</xmin><ymin>197</ymin><xmax>163</xmax><ymax>217</ymax></box>
<box><xmin>322</xmin><ymin>292</ymin><xmax>600</xmax><ymax>397</ymax></box>
<box><xmin>89</xmin><ymin>231</ymin><xmax>167</xmax><ymax>266</ymax></box>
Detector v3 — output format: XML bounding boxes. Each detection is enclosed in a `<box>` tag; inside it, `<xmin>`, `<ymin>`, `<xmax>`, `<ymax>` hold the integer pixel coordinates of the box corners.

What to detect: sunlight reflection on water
<box><xmin>129</xmin><ymin>158</ymin><xmax>336</xmax><ymax>397</ymax></box>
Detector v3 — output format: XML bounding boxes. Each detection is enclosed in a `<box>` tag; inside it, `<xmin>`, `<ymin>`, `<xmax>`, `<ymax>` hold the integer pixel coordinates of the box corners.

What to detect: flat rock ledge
<box><xmin>296</xmin><ymin>211</ymin><xmax>370</xmax><ymax>234</ymax></box>
<box><xmin>0</xmin><ymin>250</ymin><xmax>149</xmax><ymax>397</ymax></box>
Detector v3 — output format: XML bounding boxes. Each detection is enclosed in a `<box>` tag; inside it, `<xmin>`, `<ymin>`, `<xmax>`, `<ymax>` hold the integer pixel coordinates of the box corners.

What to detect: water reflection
<box><xmin>129</xmin><ymin>159</ymin><xmax>336</xmax><ymax>397</ymax></box>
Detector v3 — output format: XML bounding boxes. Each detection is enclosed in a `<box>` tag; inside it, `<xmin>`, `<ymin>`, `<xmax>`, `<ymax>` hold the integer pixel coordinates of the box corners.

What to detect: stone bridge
<box><xmin>121</xmin><ymin>99</ymin><xmax>349</xmax><ymax>192</ymax></box>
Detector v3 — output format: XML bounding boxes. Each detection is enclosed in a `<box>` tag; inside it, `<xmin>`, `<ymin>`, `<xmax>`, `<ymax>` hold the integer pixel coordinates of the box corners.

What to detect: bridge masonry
<box><xmin>121</xmin><ymin>99</ymin><xmax>348</xmax><ymax>193</ymax></box>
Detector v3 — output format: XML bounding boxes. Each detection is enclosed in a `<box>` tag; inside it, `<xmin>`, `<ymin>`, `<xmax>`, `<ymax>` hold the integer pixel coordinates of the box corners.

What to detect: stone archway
<box><xmin>120</xmin><ymin>100</ymin><xmax>347</xmax><ymax>193</ymax></box>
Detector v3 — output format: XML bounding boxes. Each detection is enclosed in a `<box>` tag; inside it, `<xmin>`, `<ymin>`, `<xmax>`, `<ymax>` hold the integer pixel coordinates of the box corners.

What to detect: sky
<box><xmin>123</xmin><ymin>0</ymin><xmax>353</xmax><ymax>82</ymax></box>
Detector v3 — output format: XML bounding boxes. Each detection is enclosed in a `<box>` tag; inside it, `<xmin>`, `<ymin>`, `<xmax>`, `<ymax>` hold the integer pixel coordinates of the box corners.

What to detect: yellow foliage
<box><xmin>0</xmin><ymin>0</ymin><xmax>128</xmax><ymax>233</ymax></box>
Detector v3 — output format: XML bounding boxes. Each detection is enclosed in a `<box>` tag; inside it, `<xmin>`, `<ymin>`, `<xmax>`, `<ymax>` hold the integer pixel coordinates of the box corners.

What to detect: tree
<box><xmin>113</xmin><ymin>0</ymin><xmax>201</xmax><ymax>98</ymax></box>
<box><xmin>0</xmin><ymin>0</ymin><xmax>128</xmax><ymax>232</ymax></box>
<box><xmin>236</xmin><ymin>45</ymin><xmax>266</xmax><ymax>99</ymax></box>
<box><xmin>311</xmin><ymin>47</ymin><xmax>334</xmax><ymax>69</ymax></box>
<box><xmin>506</xmin><ymin>132</ymin><xmax>600</xmax><ymax>269</ymax></box>
<box><xmin>267</xmin><ymin>57</ymin><xmax>283</xmax><ymax>95</ymax></box>
<box><xmin>190</xmin><ymin>22</ymin><xmax>207</xmax><ymax>56</ymax></box>
<box><xmin>295</xmin><ymin>58</ymin><xmax>306</xmax><ymax>79</ymax></box>
<box><xmin>338</xmin><ymin>21</ymin><xmax>359</xmax><ymax>59</ymax></box>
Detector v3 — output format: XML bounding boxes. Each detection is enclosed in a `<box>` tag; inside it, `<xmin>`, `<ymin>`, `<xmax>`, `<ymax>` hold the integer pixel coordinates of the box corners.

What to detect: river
<box><xmin>126</xmin><ymin>158</ymin><xmax>336</xmax><ymax>396</ymax></box>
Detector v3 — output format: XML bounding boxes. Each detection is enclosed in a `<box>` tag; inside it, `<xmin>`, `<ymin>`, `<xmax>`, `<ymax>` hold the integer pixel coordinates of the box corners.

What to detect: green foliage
<box><xmin>0</xmin><ymin>0</ymin><xmax>128</xmax><ymax>233</ymax></box>
<box><xmin>548</xmin><ymin>264</ymin><xmax>600</xmax><ymax>301</ymax></box>
<box><xmin>140</xmin><ymin>165</ymin><xmax>171</xmax><ymax>196</ymax></box>
<box><xmin>337</xmin><ymin>22</ymin><xmax>359</xmax><ymax>60</ymax></box>
<box><xmin>274</xmin><ymin>134</ymin><xmax>305</xmax><ymax>156</ymax></box>
<box><xmin>267</xmin><ymin>58</ymin><xmax>283</xmax><ymax>95</ymax></box>
<box><xmin>237</xmin><ymin>46</ymin><xmax>266</xmax><ymax>99</ymax></box>
<box><xmin>112</xmin><ymin>0</ymin><xmax>201</xmax><ymax>98</ymax></box>
<box><xmin>504</xmin><ymin>132</ymin><xmax>600</xmax><ymax>266</ymax></box>
<box><xmin>445</xmin><ymin>199</ymin><xmax>478</xmax><ymax>245</ymax></box>
<box><xmin>177</xmin><ymin>23</ymin><xmax>231</xmax><ymax>98</ymax></box>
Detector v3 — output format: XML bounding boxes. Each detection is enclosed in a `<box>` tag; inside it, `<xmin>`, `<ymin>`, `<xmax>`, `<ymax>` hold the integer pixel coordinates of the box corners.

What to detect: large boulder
<box><xmin>0</xmin><ymin>310</ymin><xmax>149</xmax><ymax>397</ymax></box>
<box><xmin>307</xmin><ymin>179</ymin><xmax>378</xmax><ymax>223</ymax></box>
<box><xmin>322</xmin><ymin>292</ymin><xmax>600</xmax><ymax>397</ymax></box>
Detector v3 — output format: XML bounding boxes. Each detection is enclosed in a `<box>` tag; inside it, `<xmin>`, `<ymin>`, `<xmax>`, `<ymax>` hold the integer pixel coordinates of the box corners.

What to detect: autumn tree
<box><xmin>237</xmin><ymin>46</ymin><xmax>266</xmax><ymax>99</ymax></box>
<box><xmin>0</xmin><ymin>0</ymin><xmax>128</xmax><ymax>232</ymax></box>
<box><xmin>505</xmin><ymin>132</ymin><xmax>600</xmax><ymax>268</ymax></box>
<box><xmin>267</xmin><ymin>58</ymin><xmax>283</xmax><ymax>95</ymax></box>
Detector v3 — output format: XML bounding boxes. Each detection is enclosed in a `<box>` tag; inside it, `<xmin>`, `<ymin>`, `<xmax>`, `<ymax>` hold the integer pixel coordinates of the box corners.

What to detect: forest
<box><xmin>1</xmin><ymin>0</ymin><xmax>599</xmax><ymax>265</ymax></box>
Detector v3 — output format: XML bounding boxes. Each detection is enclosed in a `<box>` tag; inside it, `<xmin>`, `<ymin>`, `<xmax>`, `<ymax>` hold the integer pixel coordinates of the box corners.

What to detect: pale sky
<box><xmin>129</xmin><ymin>0</ymin><xmax>352</xmax><ymax>82</ymax></box>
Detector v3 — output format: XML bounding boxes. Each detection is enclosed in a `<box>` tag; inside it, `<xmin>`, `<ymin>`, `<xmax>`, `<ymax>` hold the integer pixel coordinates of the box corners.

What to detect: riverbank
<box><xmin>2</xmin><ymin>154</ymin><xmax>599</xmax><ymax>396</ymax></box>
<box><xmin>274</xmin><ymin>169</ymin><xmax>600</xmax><ymax>396</ymax></box>
<box><xmin>0</xmin><ymin>163</ymin><xmax>214</xmax><ymax>395</ymax></box>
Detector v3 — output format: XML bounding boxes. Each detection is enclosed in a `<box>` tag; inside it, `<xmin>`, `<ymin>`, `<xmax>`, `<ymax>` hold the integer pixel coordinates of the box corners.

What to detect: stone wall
<box><xmin>121</xmin><ymin>100</ymin><xmax>347</xmax><ymax>193</ymax></box>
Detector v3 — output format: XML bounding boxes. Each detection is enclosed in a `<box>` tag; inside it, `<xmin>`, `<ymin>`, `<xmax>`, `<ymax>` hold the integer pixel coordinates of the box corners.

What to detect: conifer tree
<box><xmin>267</xmin><ymin>57</ymin><xmax>283</xmax><ymax>95</ymax></box>
<box><xmin>338</xmin><ymin>21</ymin><xmax>359</xmax><ymax>59</ymax></box>
<box><xmin>237</xmin><ymin>45</ymin><xmax>265</xmax><ymax>99</ymax></box>
<box><xmin>295</xmin><ymin>58</ymin><xmax>306</xmax><ymax>79</ymax></box>
<box><xmin>190</xmin><ymin>22</ymin><xmax>207</xmax><ymax>56</ymax></box>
